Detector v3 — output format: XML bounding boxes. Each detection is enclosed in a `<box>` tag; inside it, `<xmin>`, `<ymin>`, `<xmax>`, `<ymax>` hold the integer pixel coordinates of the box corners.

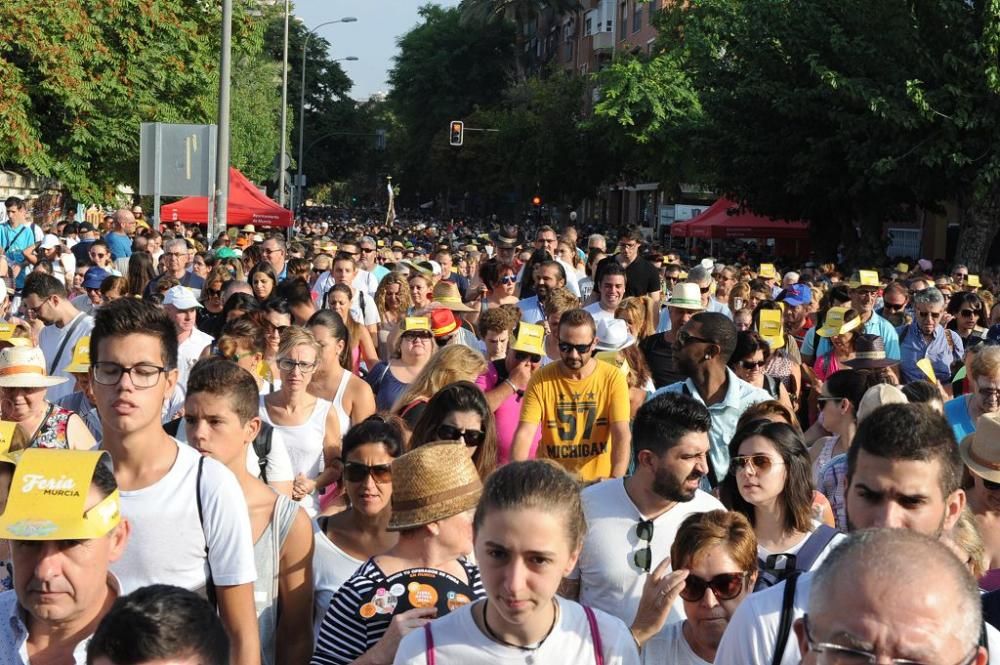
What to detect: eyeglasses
<box><xmin>679</xmin><ymin>572</ymin><xmax>749</xmax><ymax>602</ymax></box>
<box><xmin>91</xmin><ymin>362</ymin><xmax>167</xmax><ymax>389</ymax></box>
<box><xmin>343</xmin><ymin>462</ymin><xmax>392</xmax><ymax>484</ymax></box>
<box><xmin>360</xmin><ymin>248</ymin><xmax>376</xmax><ymax>254</ymax></box>
<box><xmin>802</xmin><ymin>614</ymin><xmax>977</xmax><ymax>665</ymax></box>
<box><xmin>277</xmin><ymin>358</ymin><xmax>317</xmax><ymax>373</ymax></box>
<box><xmin>261</xmin><ymin>247</ymin><xmax>284</xmax><ymax>256</ymax></box>
<box><xmin>978</xmin><ymin>387</ymin><xmax>1000</xmax><ymax>403</ymax></box>
<box><xmin>618</xmin><ymin>242</ymin><xmax>639</xmax><ymax>250</ymax></box>
<box><xmin>633</xmin><ymin>519</ymin><xmax>654</xmax><ymax>572</ymax></box>
<box><xmin>558</xmin><ymin>340</ymin><xmax>593</xmax><ymax>355</ymax></box>
<box><xmin>163</xmin><ymin>252</ymin><xmax>186</xmax><ymax>259</ymax></box>
<box><xmin>499</xmin><ymin>276</ymin><xmax>517</xmax><ymax>285</ymax></box>
<box><xmin>205</xmin><ymin>289</ymin><xmax>223</xmax><ymax>298</ymax></box>
<box><xmin>676</xmin><ymin>330</ymin><xmax>715</xmax><ymax>347</ymax></box>
<box><xmin>267</xmin><ymin>324</ymin><xmax>289</xmax><ymax>336</ymax></box>
<box><xmin>730</xmin><ymin>454</ymin><xmax>785</xmax><ymax>474</ymax></box>
<box><xmin>699</xmin><ymin>285</ymin><xmax>711</xmax><ymax>294</ymax></box>
<box><xmin>514</xmin><ymin>351</ymin><xmax>542</xmax><ymax>363</ymax></box>
<box><xmin>916</xmin><ymin>310</ymin><xmax>942</xmax><ymax>319</ymax></box>
<box><xmin>882</xmin><ymin>302</ymin><xmax>906</xmax><ymax>312</ymax></box>
<box><xmin>220</xmin><ymin>350</ymin><xmax>255</xmax><ymax>362</ymax></box>
<box><xmin>740</xmin><ymin>360</ymin><xmax>766</xmax><ymax>370</ymax></box>
<box><xmin>90</xmin><ymin>252</ymin><xmax>107</xmax><ymax>259</ymax></box>
<box><xmin>434</xmin><ymin>336</ymin><xmax>453</xmax><ymax>347</ymax></box>
<box><xmin>664</xmin><ymin>275</ymin><xmax>679</xmax><ymax>283</ymax></box>
<box><xmin>953</xmin><ymin>272</ymin><xmax>969</xmax><ymax>279</ymax></box>
<box><xmin>401</xmin><ymin>331</ymin><xmax>432</xmax><ymax>341</ymax></box>
<box><xmin>960</xmin><ymin>308</ymin><xmax>981</xmax><ymax>318</ymax></box>
<box><xmin>982</xmin><ymin>477</ymin><xmax>1000</xmax><ymax>492</ymax></box>
<box><xmin>436</xmin><ymin>424</ymin><xmax>486</xmax><ymax>447</ymax></box>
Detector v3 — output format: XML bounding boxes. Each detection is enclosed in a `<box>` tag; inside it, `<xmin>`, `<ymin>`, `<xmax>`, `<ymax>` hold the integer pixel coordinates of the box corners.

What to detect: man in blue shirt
<box><xmin>104</xmin><ymin>208</ymin><xmax>135</xmax><ymax>260</ymax></box>
<box><xmin>806</xmin><ymin>271</ymin><xmax>900</xmax><ymax>364</ymax></box>
<box><xmin>898</xmin><ymin>286</ymin><xmax>964</xmax><ymax>386</ymax></box>
<box><xmin>1</xmin><ymin>197</ymin><xmax>43</xmax><ymax>291</ymax></box>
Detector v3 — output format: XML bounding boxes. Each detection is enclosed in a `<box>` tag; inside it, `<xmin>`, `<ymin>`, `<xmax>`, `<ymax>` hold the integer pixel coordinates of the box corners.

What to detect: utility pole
<box><xmin>213</xmin><ymin>0</ymin><xmax>233</xmax><ymax>239</ymax></box>
<box><xmin>278</xmin><ymin>0</ymin><xmax>290</xmax><ymax>208</ymax></box>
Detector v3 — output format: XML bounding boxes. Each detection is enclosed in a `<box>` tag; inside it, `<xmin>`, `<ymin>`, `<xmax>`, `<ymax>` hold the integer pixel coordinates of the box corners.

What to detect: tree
<box><xmin>0</xmin><ymin>0</ymin><xmax>257</xmax><ymax>202</ymax></box>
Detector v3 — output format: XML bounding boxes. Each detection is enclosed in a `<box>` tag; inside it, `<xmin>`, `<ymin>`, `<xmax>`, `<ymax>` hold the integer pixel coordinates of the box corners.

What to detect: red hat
<box><xmin>430</xmin><ymin>308</ymin><xmax>458</xmax><ymax>337</ymax></box>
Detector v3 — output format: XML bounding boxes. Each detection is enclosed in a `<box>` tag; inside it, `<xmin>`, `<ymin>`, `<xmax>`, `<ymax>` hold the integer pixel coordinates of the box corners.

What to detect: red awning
<box><xmin>159</xmin><ymin>167</ymin><xmax>292</xmax><ymax>228</ymax></box>
<box><xmin>671</xmin><ymin>199</ymin><xmax>808</xmax><ymax>240</ymax></box>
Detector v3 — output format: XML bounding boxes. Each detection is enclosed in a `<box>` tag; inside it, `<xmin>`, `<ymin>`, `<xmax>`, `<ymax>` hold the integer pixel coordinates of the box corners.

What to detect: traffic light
<box><xmin>449</xmin><ymin>121</ymin><xmax>464</xmax><ymax>146</ymax></box>
<box><xmin>532</xmin><ymin>195</ymin><xmax>542</xmax><ymax>206</ymax></box>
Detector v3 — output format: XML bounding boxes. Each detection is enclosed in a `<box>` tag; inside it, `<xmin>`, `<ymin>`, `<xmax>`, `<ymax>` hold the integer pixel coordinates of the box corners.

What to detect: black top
<box><xmin>624</xmin><ymin>258</ymin><xmax>661</xmax><ymax>297</ymax></box>
<box><xmin>70</xmin><ymin>239</ymin><xmax>95</xmax><ymax>266</ymax></box>
<box><xmin>641</xmin><ymin>332</ymin><xmax>686</xmax><ymax>389</ymax></box>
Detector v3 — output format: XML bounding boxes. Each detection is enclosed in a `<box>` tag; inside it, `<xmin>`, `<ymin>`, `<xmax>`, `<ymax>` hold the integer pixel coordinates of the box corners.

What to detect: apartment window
<box><xmin>633</xmin><ymin>1</ymin><xmax>642</xmax><ymax>32</ymax></box>
<box><xmin>619</xmin><ymin>2</ymin><xmax>628</xmax><ymax>39</ymax></box>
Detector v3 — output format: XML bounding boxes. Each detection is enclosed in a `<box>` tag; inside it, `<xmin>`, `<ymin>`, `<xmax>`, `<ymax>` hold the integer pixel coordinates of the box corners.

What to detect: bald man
<box><xmin>796</xmin><ymin>529</ymin><xmax>987</xmax><ymax>665</ymax></box>
<box><xmin>105</xmin><ymin>209</ymin><xmax>135</xmax><ymax>259</ymax></box>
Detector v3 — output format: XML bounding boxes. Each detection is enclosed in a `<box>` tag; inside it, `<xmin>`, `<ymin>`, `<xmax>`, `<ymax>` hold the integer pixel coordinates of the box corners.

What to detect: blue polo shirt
<box><xmin>652</xmin><ymin>367</ymin><xmax>772</xmax><ymax>483</ymax></box>
<box><xmin>812</xmin><ymin>312</ymin><xmax>901</xmax><ymax>360</ymax></box>
<box><xmin>897</xmin><ymin>321</ymin><xmax>963</xmax><ymax>384</ymax></box>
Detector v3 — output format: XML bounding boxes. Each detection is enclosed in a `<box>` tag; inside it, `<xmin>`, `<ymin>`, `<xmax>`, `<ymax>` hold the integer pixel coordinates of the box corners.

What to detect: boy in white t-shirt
<box><xmin>90</xmin><ymin>297</ymin><xmax>261</xmax><ymax>665</ymax></box>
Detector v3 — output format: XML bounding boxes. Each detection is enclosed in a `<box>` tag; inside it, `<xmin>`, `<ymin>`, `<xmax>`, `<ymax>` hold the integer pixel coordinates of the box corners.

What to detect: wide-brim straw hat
<box><xmin>431</xmin><ymin>281</ymin><xmax>473</xmax><ymax>312</ymax></box>
<box><xmin>388</xmin><ymin>442</ymin><xmax>482</xmax><ymax>531</ymax></box>
<box><xmin>960</xmin><ymin>414</ymin><xmax>1000</xmax><ymax>483</ymax></box>
<box><xmin>844</xmin><ymin>333</ymin><xmax>897</xmax><ymax>369</ymax></box>
<box><xmin>0</xmin><ymin>347</ymin><xmax>68</xmax><ymax>388</ymax></box>
<box><xmin>667</xmin><ymin>282</ymin><xmax>704</xmax><ymax>311</ymax></box>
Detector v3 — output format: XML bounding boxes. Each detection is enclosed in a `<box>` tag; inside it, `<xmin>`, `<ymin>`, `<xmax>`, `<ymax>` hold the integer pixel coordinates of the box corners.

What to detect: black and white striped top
<box><xmin>311</xmin><ymin>557</ymin><xmax>484</xmax><ymax>665</ymax></box>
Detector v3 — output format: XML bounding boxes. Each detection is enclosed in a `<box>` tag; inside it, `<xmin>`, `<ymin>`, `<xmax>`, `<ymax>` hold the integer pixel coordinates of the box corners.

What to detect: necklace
<box><xmin>481</xmin><ymin>598</ymin><xmax>558</xmax><ymax>658</ymax></box>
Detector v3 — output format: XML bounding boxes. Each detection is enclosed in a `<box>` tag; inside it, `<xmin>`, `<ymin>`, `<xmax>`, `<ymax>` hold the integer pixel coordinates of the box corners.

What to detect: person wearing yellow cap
<box><xmin>482</xmin><ymin>321</ymin><xmax>545</xmax><ymax>464</ymax></box>
<box><xmin>805</xmin><ymin>270</ymin><xmax>900</xmax><ymax>367</ymax></box>
<box><xmin>54</xmin><ymin>336</ymin><xmax>103</xmax><ymax>440</ymax></box>
<box><xmin>0</xmin><ymin>449</ymin><xmax>130</xmax><ymax>663</ymax></box>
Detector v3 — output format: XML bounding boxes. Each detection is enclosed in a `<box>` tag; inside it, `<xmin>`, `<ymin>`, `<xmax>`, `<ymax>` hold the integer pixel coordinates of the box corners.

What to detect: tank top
<box><xmin>29</xmin><ymin>403</ymin><xmax>74</xmax><ymax>449</ymax></box>
<box><xmin>253</xmin><ymin>493</ymin><xmax>300</xmax><ymax>665</ymax></box>
<box><xmin>331</xmin><ymin>369</ymin><xmax>352</xmax><ymax>436</ymax></box>
<box><xmin>813</xmin><ymin>434</ymin><xmax>840</xmax><ymax>485</ymax></box>
<box><xmin>258</xmin><ymin>396</ymin><xmax>333</xmax><ymax>517</ymax></box>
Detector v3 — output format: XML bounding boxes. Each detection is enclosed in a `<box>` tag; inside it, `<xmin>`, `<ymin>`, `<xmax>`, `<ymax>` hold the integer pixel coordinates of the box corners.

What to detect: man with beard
<box><xmin>714</xmin><ymin>403</ymin><xmax>1000</xmax><ymax>665</ymax></box>
<box><xmin>654</xmin><ymin>312</ymin><xmax>771</xmax><ymax>486</ymax></box>
<box><xmin>557</xmin><ymin>392</ymin><xmax>723</xmax><ymax>643</ymax></box>
<box><xmin>512</xmin><ymin>308</ymin><xmax>632</xmax><ymax>480</ymax></box>
<box><xmin>516</xmin><ymin>260</ymin><xmax>566</xmax><ymax>325</ymax></box>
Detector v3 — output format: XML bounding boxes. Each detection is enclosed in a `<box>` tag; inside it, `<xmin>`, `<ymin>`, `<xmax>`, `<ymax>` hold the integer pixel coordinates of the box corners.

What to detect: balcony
<box><xmin>592</xmin><ymin>30</ymin><xmax>614</xmax><ymax>51</ymax></box>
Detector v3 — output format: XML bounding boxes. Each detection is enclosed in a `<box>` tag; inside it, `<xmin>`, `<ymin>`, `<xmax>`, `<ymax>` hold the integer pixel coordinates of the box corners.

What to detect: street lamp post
<box><xmin>296</xmin><ymin>17</ymin><xmax>358</xmax><ymax>215</ymax></box>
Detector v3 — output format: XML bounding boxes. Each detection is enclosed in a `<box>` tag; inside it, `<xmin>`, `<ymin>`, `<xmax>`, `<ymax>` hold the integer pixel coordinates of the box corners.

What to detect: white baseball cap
<box><xmin>162</xmin><ymin>286</ymin><xmax>203</xmax><ymax>310</ymax></box>
<box><xmin>40</xmin><ymin>234</ymin><xmax>60</xmax><ymax>250</ymax></box>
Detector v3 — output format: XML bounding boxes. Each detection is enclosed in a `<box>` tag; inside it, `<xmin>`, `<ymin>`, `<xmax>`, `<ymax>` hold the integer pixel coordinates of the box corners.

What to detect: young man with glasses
<box><xmin>559</xmin><ymin>392</ymin><xmax>722</xmax><ymax>647</ymax></box>
<box><xmin>898</xmin><ymin>286</ymin><xmax>963</xmax><ymax>387</ymax></box>
<box><xmin>91</xmin><ymin>298</ymin><xmax>261</xmax><ymax>665</ymax></box>
<box><xmin>877</xmin><ymin>281</ymin><xmax>911</xmax><ymax>328</ymax></box>
<box><xmin>616</xmin><ymin>227</ymin><xmax>661</xmax><ymax>305</ymax></box>
<box><xmin>512</xmin><ymin>308</ymin><xmax>632</xmax><ymax>481</ymax></box>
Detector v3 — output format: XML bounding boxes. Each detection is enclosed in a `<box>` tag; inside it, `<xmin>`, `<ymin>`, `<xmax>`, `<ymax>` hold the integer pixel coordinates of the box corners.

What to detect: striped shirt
<box><xmin>311</xmin><ymin>557</ymin><xmax>484</xmax><ymax>665</ymax></box>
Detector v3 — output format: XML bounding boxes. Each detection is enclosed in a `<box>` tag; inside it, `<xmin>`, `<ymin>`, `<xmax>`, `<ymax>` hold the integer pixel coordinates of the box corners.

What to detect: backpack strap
<box><xmin>195</xmin><ymin>456</ymin><xmax>217</xmax><ymax>608</ymax></box>
<box><xmin>770</xmin><ymin>570</ymin><xmax>802</xmax><ymax>665</ymax></box>
<box><xmin>757</xmin><ymin>525</ymin><xmax>838</xmax><ymax>590</ymax></box>
<box><xmin>424</xmin><ymin>623</ymin><xmax>436</xmax><ymax>665</ymax></box>
<box><xmin>584</xmin><ymin>606</ymin><xmax>604</xmax><ymax>665</ymax></box>
<box><xmin>253</xmin><ymin>422</ymin><xmax>274</xmax><ymax>485</ymax></box>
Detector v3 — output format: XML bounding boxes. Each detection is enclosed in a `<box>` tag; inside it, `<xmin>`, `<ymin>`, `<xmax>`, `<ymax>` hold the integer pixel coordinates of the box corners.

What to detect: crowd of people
<box><xmin>0</xmin><ymin>193</ymin><xmax>998</xmax><ymax>664</ymax></box>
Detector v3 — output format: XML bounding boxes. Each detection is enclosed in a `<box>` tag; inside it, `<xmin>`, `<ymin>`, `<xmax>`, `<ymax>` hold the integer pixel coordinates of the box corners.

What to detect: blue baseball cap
<box><xmin>82</xmin><ymin>267</ymin><xmax>111</xmax><ymax>290</ymax></box>
<box><xmin>777</xmin><ymin>284</ymin><xmax>812</xmax><ymax>308</ymax></box>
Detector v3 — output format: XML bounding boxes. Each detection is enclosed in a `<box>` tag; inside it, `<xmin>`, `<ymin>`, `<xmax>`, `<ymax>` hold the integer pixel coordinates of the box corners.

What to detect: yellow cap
<box><xmin>816</xmin><ymin>307</ymin><xmax>862</xmax><ymax>338</ymax></box>
<box><xmin>968</xmin><ymin>275</ymin><xmax>982</xmax><ymax>288</ymax></box>
<box><xmin>0</xmin><ymin>324</ymin><xmax>30</xmax><ymax>347</ymax></box>
<box><xmin>401</xmin><ymin>317</ymin><xmax>431</xmax><ymax>333</ymax></box>
<box><xmin>758</xmin><ymin>309</ymin><xmax>785</xmax><ymax>351</ymax></box>
<box><xmin>0</xmin><ymin>449</ymin><xmax>120</xmax><ymax>540</ymax></box>
<box><xmin>759</xmin><ymin>263</ymin><xmax>776</xmax><ymax>279</ymax></box>
<box><xmin>63</xmin><ymin>336</ymin><xmax>91</xmax><ymax>374</ymax></box>
<box><xmin>848</xmin><ymin>270</ymin><xmax>881</xmax><ymax>289</ymax></box>
<box><xmin>510</xmin><ymin>322</ymin><xmax>545</xmax><ymax>356</ymax></box>
<box><xmin>895</xmin><ymin>263</ymin><xmax>909</xmax><ymax>274</ymax></box>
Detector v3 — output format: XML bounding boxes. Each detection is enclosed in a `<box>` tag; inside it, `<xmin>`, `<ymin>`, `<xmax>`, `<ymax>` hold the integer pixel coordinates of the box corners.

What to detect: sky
<box><xmin>291</xmin><ymin>0</ymin><xmax>462</xmax><ymax>100</ymax></box>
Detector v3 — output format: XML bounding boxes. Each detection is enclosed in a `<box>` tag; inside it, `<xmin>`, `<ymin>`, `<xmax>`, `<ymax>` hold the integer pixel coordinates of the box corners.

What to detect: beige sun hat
<box><xmin>667</xmin><ymin>282</ymin><xmax>704</xmax><ymax>311</ymax></box>
<box><xmin>960</xmin><ymin>415</ymin><xmax>1000</xmax><ymax>484</ymax></box>
<box><xmin>0</xmin><ymin>347</ymin><xmax>68</xmax><ymax>388</ymax></box>
<box><xmin>388</xmin><ymin>442</ymin><xmax>482</xmax><ymax>531</ymax></box>
<box><xmin>431</xmin><ymin>281</ymin><xmax>474</xmax><ymax>312</ymax></box>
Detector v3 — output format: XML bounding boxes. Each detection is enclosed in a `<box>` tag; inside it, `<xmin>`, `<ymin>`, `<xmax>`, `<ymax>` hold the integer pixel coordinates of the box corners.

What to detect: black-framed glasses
<box><xmin>978</xmin><ymin>387</ymin><xmax>1000</xmax><ymax>403</ymax></box>
<box><xmin>277</xmin><ymin>358</ymin><xmax>317</xmax><ymax>373</ymax></box>
<box><xmin>699</xmin><ymin>285</ymin><xmax>711</xmax><ymax>294</ymax></box>
<box><xmin>401</xmin><ymin>331</ymin><xmax>432</xmax><ymax>341</ymax></box>
<box><xmin>802</xmin><ymin>614</ymin><xmax>978</xmax><ymax>665</ymax></box>
<box><xmin>916</xmin><ymin>310</ymin><xmax>942</xmax><ymax>319</ymax></box>
<box><xmin>960</xmin><ymin>308</ymin><xmax>981</xmax><ymax>318</ymax></box>
<box><xmin>882</xmin><ymin>302</ymin><xmax>906</xmax><ymax>312</ymax></box>
<box><xmin>91</xmin><ymin>362</ymin><xmax>167</xmax><ymax>389</ymax></box>
<box><xmin>558</xmin><ymin>340</ymin><xmax>592</xmax><ymax>355</ymax></box>
<box><xmin>633</xmin><ymin>519</ymin><xmax>654</xmax><ymax>572</ymax></box>
<box><xmin>740</xmin><ymin>359</ymin><xmax>766</xmax><ymax>370</ymax></box>
<box><xmin>267</xmin><ymin>324</ymin><xmax>289</xmax><ymax>336</ymax></box>
<box><xmin>261</xmin><ymin>247</ymin><xmax>284</xmax><ymax>256</ymax></box>
<box><xmin>343</xmin><ymin>462</ymin><xmax>392</xmax><ymax>484</ymax></box>
<box><xmin>434</xmin><ymin>336</ymin><xmax>453</xmax><ymax>347</ymax></box>
<box><xmin>436</xmin><ymin>424</ymin><xmax>486</xmax><ymax>447</ymax></box>
<box><xmin>679</xmin><ymin>572</ymin><xmax>749</xmax><ymax>602</ymax></box>
<box><xmin>360</xmin><ymin>247</ymin><xmax>376</xmax><ymax>254</ymax></box>
<box><xmin>677</xmin><ymin>330</ymin><xmax>715</xmax><ymax>347</ymax></box>
<box><xmin>982</xmin><ymin>476</ymin><xmax>1000</xmax><ymax>492</ymax></box>
<box><xmin>205</xmin><ymin>289</ymin><xmax>223</xmax><ymax>298</ymax></box>
<box><xmin>514</xmin><ymin>351</ymin><xmax>542</xmax><ymax>363</ymax></box>
<box><xmin>731</xmin><ymin>454</ymin><xmax>785</xmax><ymax>474</ymax></box>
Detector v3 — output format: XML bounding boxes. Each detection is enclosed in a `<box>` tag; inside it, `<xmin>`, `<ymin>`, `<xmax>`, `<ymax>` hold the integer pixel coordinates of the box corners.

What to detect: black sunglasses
<box><xmin>677</xmin><ymin>330</ymin><xmax>716</xmax><ymax>348</ymax></box>
<box><xmin>740</xmin><ymin>359</ymin><xmax>766</xmax><ymax>370</ymax></box>
<box><xmin>983</xmin><ymin>477</ymin><xmax>1000</xmax><ymax>492</ymax></box>
<box><xmin>436</xmin><ymin>424</ymin><xmax>486</xmax><ymax>447</ymax></box>
<box><xmin>514</xmin><ymin>351</ymin><xmax>542</xmax><ymax>363</ymax></box>
<box><xmin>558</xmin><ymin>340</ymin><xmax>592</xmax><ymax>354</ymax></box>
<box><xmin>881</xmin><ymin>302</ymin><xmax>906</xmax><ymax>312</ymax></box>
<box><xmin>633</xmin><ymin>519</ymin><xmax>654</xmax><ymax>573</ymax></box>
<box><xmin>343</xmin><ymin>462</ymin><xmax>392</xmax><ymax>484</ymax></box>
<box><xmin>679</xmin><ymin>572</ymin><xmax>749</xmax><ymax>602</ymax></box>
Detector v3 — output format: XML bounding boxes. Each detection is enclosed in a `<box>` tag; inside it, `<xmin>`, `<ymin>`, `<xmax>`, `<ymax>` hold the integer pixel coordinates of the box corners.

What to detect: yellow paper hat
<box><xmin>0</xmin><ymin>324</ymin><xmax>30</xmax><ymax>348</ymax></box>
<box><xmin>510</xmin><ymin>322</ymin><xmax>545</xmax><ymax>356</ymax></box>
<box><xmin>758</xmin><ymin>309</ymin><xmax>785</xmax><ymax>351</ymax></box>
<box><xmin>0</xmin><ymin>449</ymin><xmax>121</xmax><ymax>540</ymax></box>
<box><xmin>816</xmin><ymin>307</ymin><xmax>862</xmax><ymax>338</ymax></box>
<box><xmin>63</xmin><ymin>336</ymin><xmax>91</xmax><ymax>374</ymax></box>
<box><xmin>968</xmin><ymin>274</ymin><xmax>982</xmax><ymax>288</ymax></box>
<box><xmin>848</xmin><ymin>270</ymin><xmax>881</xmax><ymax>289</ymax></box>
<box><xmin>759</xmin><ymin>263</ymin><xmax>776</xmax><ymax>279</ymax></box>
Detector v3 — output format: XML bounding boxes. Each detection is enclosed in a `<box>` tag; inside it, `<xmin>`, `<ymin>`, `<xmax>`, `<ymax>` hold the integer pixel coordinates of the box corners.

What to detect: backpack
<box><xmin>163</xmin><ymin>419</ymin><xmax>274</xmax><ymax>485</ymax></box>
<box><xmin>754</xmin><ymin>524</ymin><xmax>838</xmax><ymax>591</ymax></box>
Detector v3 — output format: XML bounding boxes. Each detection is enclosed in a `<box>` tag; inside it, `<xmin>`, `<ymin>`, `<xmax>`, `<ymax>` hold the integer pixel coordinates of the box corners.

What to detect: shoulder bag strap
<box><xmin>196</xmin><ymin>456</ymin><xmax>217</xmax><ymax>608</ymax></box>
<box><xmin>770</xmin><ymin>570</ymin><xmax>801</xmax><ymax>665</ymax></box>
<box><xmin>47</xmin><ymin>313</ymin><xmax>86</xmax><ymax>375</ymax></box>
<box><xmin>424</xmin><ymin>623</ymin><xmax>436</xmax><ymax>665</ymax></box>
<box><xmin>584</xmin><ymin>606</ymin><xmax>604</xmax><ymax>665</ymax></box>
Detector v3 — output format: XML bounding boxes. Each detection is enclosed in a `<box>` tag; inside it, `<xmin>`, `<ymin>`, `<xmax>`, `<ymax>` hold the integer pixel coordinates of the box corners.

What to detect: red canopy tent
<box><xmin>670</xmin><ymin>198</ymin><xmax>808</xmax><ymax>240</ymax></box>
<box><xmin>159</xmin><ymin>167</ymin><xmax>292</xmax><ymax>228</ymax></box>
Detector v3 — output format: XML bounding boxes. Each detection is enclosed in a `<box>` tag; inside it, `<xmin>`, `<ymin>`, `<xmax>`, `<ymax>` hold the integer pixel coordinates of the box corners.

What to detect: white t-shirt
<box><xmin>568</xmin><ymin>479</ymin><xmax>724</xmax><ymax>634</ymax></box>
<box><xmin>312</xmin><ymin>528</ymin><xmax>365</xmax><ymax>639</ymax></box>
<box><xmin>39</xmin><ymin>311</ymin><xmax>94</xmax><ymax>403</ymax></box>
<box><xmin>714</xmin><ymin>572</ymin><xmax>1000</xmax><ymax>665</ymax></box>
<box><xmin>174</xmin><ymin>425</ymin><xmax>294</xmax><ymax>485</ymax></box>
<box><xmin>111</xmin><ymin>440</ymin><xmax>257</xmax><ymax>593</ymax></box>
<box><xmin>641</xmin><ymin>621</ymin><xmax>711</xmax><ymax>665</ymax></box>
<box><xmin>351</xmin><ymin>288</ymin><xmax>381</xmax><ymax>328</ymax></box>
<box><xmin>353</xmin><ymin>269</ymin><xmax>379</xmax><ymax>298</ymax></box>
<box><xmin>393</xmin><ymin>597</ymin><xmax>640</xmax><ymax>665</ymax></box>
<box><xmin>756</xmin><ymin>521</ymin><xmax>844</xmax><ymax>578</ymax></box>
<box><xmin>176</xmin><ymin>328</ymin><xmax>214</xmax><ymax>390</ymax></box>
<box><xmin>584</xmin><ymin>300</ymin><xmax>617</xmax><ymax>327</ymax></box>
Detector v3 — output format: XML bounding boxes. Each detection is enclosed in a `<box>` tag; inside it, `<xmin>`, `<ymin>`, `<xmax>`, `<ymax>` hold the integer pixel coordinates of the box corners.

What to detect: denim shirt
<box><xmin>898</xmin><ymin>321</ymin><xmax>963</xmax><ymax>384</ymax></box>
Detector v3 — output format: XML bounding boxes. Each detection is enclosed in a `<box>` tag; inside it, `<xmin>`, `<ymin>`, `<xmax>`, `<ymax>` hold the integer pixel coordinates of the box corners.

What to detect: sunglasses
<box><xmin>740</xmin><ymin>360</ymin><xmax>766</xmax><ymax>370</ymax></box>
<box><xmin>960</xmin><ymin>308</ymin><xmax>981</xmax><ymax>318</ymax></box>
<box><xmin>205</xmin><ymin>289</ymin><xmax>223</xmax><ymax>298</ymax></box>
<box><xmin>633</xmin><ymin>519</ymin><xmax>654</xmax><ymax>573</ymax></box>
<box><xmin>343</xmin><ymin>462</ymin><xmax>392</xmax><ymax>484</ymax></box>
<box><xmin>499</xmin><ymin>276</ymin><xmax>517</xmax><ymax>285</ymax></box>
<box><xmin>881</xmin><ymin>302</ymin><xmax>906</xmax><ymax>312</ymax></box>
<box><xmin>514</xmin><ymin>351</ymin><xmax>542</xmax><ymax>363</ymax></box>
<box><xmin>916</xmin><ymin>310</ymin><xmax>942</xmax><ymax>319</ymax></box>
<box><xmin>699</xmin><ymin>285</ymin><xmax>711</xmax><ymax>294</ymax></box>
<box><xmin>730</xmin><ymin>454</ymin><xmax>785</xmax><ymax>474</ymax></box>
<box><xmin>434</xmin><ymin>336</ymin><xmax>453</xmax><ymax>347</ymax></box>
<box><xmin>401</xmin><ymin>331</ymin><xmax>432</xmax><ymax>340</ymax></box>
<box><xmin>436</xmin><ymin>424</ymin><xmax>486</xmax><ymax>447</ymax></box>
<box><xmin>677</xmin><ymin>330</ymin><xmax>715</xmax><ymax>347</ymax></box>
<box><xmin>679</xmin><ymin>572</ymin><xmax>749</xmax><ymax>603</ymax></box>
<box><xmin>558</xmin><ymin>340</ymin><xmax>592</xmax><ymax>355</ymax></box>
<box><xmin>983</xmin><ymin>477</ymin><xmax>1000</xmax><ymax>492</ymax></box>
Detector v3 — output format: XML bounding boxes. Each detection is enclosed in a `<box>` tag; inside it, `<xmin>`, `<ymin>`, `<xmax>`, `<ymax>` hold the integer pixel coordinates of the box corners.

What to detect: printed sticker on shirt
<box><xmin>359</xmin><ymin>603</ymin><xmax>377</xmax><ymax>619</ymax></box>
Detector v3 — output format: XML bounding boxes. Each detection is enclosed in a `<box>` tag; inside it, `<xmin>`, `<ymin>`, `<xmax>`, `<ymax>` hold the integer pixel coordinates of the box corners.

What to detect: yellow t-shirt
<box><xmin>519</xmin><ymin>360</ymin><xmax>631</xmax><ymax>481</ymax></box>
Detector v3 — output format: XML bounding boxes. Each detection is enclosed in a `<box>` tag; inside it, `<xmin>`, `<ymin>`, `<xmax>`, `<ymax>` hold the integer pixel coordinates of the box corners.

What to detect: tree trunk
<box><xmin>954</xmin><ymin>185</ymin><xmax>1000</xmax><ymax>271</ymax></box>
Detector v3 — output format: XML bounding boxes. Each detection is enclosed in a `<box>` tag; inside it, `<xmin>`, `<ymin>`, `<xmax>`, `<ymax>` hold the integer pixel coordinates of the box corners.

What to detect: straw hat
<box><xmin>0</xmin><ymin>347</ymin><xmax>68</xmax><ymax>388</ymax></box>
<box><xmin>667</xmin><ymin>283</ymin><xmax>704</xmax><ymax>311</ymax></box>
<box><xmin>388</xmin><ymin>442</ymin><xmax>482</xmax><ymax>531</ymax></box>
<box><xmin>960</xmin><ymin>415</ymin><xmax>1000</xmax><ymax>484</ymax></box>
<box><xmin>816</xmin><ymin>307</ymin><xmax>862</xmax><ymax>338</ymax></box>
<box><xmin>431</xmin><ymin>281</ymin><xmax>473</xmax><ymax>312</ymax></box>
<box><xmin>595</xmin><ymin>318</ymin><xmax>636</xmax><ymax>352</ymax></box>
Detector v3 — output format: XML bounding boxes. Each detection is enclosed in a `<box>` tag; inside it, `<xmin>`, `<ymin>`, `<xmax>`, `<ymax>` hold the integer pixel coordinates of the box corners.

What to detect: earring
<box><xmin>704</xmin><ymin>354</ymin><xmax>710</xmax><ymax>360</ymax></box>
